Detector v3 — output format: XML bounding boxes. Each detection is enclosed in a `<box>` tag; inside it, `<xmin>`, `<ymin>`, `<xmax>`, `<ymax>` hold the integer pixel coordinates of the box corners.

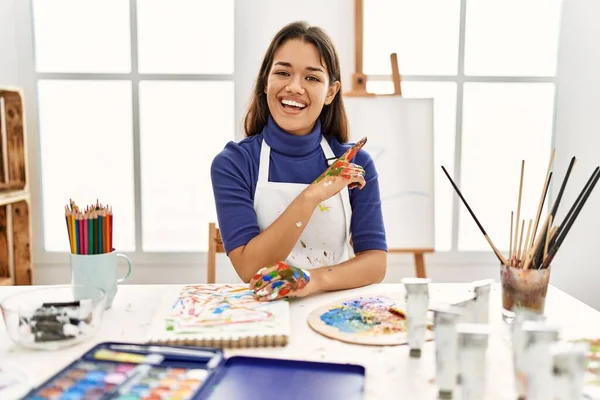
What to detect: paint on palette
<box><xmin>319</xmin><ymin>296</ymin><xmax>407</xmax><ymax>335</ymax></box>
<box><xmin>166</xmin><ymin>285</ymin><xmax>274</xmax><ymax>332</ymax></box>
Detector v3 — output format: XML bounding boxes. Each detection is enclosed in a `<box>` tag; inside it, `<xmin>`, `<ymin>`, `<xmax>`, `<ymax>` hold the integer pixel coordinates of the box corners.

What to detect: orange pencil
<box><xmin>65</xmin><ymin>206</ymin><xmax>74</xmax><ymax>253</ymax></box>
<box><xmin>70</xmin><ymin>212</ymin><xmax>76</xmax><ymax>254</ymax></box>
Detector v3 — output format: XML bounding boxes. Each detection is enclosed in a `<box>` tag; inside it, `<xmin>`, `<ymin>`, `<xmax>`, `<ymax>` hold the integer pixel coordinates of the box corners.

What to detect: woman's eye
<box><xmin>275</xmin><ymin>71</ymin><xmax>289</xmax><ymax>76</ymax></box>
<box><xmin>306</xmin><ymin>76</ymin><xmax>320</xmax><ymax>82</ymax></box>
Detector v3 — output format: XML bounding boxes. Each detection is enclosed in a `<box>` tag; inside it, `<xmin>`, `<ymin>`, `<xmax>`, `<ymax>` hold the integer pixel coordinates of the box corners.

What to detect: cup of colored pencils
<box><xmin>442</xmin><ymin>150</ymin><xmax>600</xmax><ymax>321</ymax></box>
<box><xmin>65</xmin><ymin>199</ymin><xmax>113</xmax><ymax>255</ymax></box>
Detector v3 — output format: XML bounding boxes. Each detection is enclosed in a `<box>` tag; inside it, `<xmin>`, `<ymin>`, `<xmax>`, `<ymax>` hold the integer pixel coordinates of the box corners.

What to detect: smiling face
<box><xmin>265</xmin><ymin>39</ymin><xmax>340</xmax><ymax>136</ymax></box>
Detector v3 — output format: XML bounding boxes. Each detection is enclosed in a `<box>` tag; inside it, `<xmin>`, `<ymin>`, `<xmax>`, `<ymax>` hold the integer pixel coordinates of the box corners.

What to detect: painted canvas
<box><xmin>307</xmin><ymin>295</ymin><xmax>434</xmax><ymax>346</ymax></box>
<box><xmin>146</xmin><ymin>284</ymin><xmax>291</xmax><ymax>347</ymax></box>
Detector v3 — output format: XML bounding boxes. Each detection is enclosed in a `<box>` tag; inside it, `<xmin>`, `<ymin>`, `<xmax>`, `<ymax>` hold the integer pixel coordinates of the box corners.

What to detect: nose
<box><xmin>286</xmin><ymin>77</ymin><xmax>305</xmax><ymax>95</ymax></box>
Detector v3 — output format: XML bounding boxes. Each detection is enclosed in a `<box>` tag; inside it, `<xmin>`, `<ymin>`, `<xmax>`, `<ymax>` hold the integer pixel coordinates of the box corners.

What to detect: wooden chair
<box><xmin>207</xmin><ymin>222</ymin><xmax>225</xmax><ymax>284</ymax></box>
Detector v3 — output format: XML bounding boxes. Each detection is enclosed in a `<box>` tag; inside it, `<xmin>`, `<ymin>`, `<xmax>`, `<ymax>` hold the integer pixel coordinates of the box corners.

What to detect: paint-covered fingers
<box><xmin>254</xmin><ymin>280</ymin><xmax>294</xmax><ymax>302</ymax></box>
<box><xmin>348</xmin><ymin>163</ymin><xmax>365</xmax><ymax>175</ymax></box>
<box><xmin>314</xmin><ymin>160</ymin><xmax>364</xmax><ymax>183</ymax></box>
<box><xmin>249</xmin><ymin>265</ymin><xmax>282</xmax><ymax>292</ymax></box>
<box><xmin>345</xmin><ymin>173</ymin><xmax>367</xmax><ymax>190</ymax></box>
<box><xmin>251</xmin><ymin>262</ymin><xmax>311</xmax><ymax>301</ymax></box>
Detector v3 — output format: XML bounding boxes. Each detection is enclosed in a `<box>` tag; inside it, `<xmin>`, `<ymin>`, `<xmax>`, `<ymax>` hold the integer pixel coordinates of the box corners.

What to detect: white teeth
<box><xmin>281</xmin><ymin>99</ymin><xmax>306</xmax><ymax>108</ymax></box>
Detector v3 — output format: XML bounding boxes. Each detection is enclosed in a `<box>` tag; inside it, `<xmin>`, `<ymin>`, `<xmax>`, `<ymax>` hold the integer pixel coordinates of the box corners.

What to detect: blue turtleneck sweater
<box><xmin>210</xmin><ymin>115</ymin><xmax>388</xmax><ymax>255</ymax></box>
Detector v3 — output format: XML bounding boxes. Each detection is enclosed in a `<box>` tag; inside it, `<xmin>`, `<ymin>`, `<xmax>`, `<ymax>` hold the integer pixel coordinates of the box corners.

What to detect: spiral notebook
<box><xmin>145</xmin><ymin>284</ymin><xmax>291</xmax><ymax>348</ymax></box>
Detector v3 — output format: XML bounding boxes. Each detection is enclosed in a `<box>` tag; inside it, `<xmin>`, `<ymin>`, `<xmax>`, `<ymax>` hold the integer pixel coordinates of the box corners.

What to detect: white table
<box><xmin>1</xmin><ymin>283</ymin><xmax>598</xmax><ymax>399</ymax></box>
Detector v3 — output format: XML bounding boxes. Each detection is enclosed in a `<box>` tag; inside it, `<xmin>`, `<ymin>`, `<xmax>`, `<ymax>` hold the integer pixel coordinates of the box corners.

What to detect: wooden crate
<box><xmin>0</xmin><ymin>87</ymin><xmax>32</xmax><ymax>286</ymax></box>
<box><xmin>0</xmin><ymin>88</ymin><xmax>27</xmax><ymax>191</ymax></box>
<box><xmin>0</xmin><ymin>199</ymin><xmax>32</xmax><ymax>285</ymax></box>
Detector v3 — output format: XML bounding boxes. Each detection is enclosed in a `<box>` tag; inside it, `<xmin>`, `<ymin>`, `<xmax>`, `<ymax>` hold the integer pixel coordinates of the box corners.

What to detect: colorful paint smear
<box><xmin>166</xmin><ymin>285</ymin><xmax>276</xmax><ymax>332</ymax></box>
<box><xmin>251</xmin><ymin>261</ymin><xmax>310</xmax><ymax>301</ymax></box>
<box><xmin>319</xmin><ymin>296</ymin><xmax>407</xmax><ymax>335</ymax></box>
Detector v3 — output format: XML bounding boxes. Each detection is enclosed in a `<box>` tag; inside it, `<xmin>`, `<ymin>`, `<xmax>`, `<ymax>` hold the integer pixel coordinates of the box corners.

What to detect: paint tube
<box><xmin>511</xmin><ymin>307</ymin><xmax>545</xmax><ymax>399</ymax></box>
<box><xmin>431</xmin><ymin>304</ymin><xmax>464</xmax><ymax>399</ymax></box>
<box><xmin>472</xmin><ymin>279</ymin><xmax>493</xmax><ymax>324</ymax></box>
<box><xmin>551</xmin><ymin>341</ymin><xmax>587</xmax><ymax>400</ymax></box>
<box><xmin>402</xmin><ymin>277</ymin><xmax>430</xmax><ymax>357</ymax></box>
<box><xmin>456</xmin><ymin>323</ymin><xmax>489</xmax><ymax>400</ymax></box>
<box><xmin>521</xmin><ymin>321</ymin><xmax>560</xmax><ymax>400</ymax></box>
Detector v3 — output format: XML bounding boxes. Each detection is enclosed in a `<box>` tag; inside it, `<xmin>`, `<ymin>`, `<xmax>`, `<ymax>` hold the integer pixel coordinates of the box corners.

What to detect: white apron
<box><xmin>254</xmin><ymin>137</ymin><xmax>352</xmax><ymax>270</ymax></box>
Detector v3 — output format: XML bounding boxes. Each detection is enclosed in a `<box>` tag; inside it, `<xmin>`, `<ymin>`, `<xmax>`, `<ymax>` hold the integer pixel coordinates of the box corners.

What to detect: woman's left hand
<box><xmin>249</xmin><ymin>261</ymin><xmax>312</xmax><ymax>301</ymax></box>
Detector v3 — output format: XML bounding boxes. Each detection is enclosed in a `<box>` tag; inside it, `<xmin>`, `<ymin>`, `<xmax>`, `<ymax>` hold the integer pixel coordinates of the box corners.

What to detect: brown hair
<box><xmin>243</xmin><ymin>21</ymin><xmax>349</xmax><ymax>143</ymax></box>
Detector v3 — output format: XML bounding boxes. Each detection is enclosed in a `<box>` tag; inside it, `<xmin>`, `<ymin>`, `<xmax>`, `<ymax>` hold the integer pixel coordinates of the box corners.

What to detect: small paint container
<box><xmin>511</xmin><ymin>307</ymin><xmax>545</xmax><ymax>399</ymax></box>
<box><xmin>551</xmin><ymin>341</ymin><xmax>587</xmax><ymax>400</ymax></box>
<box><xmin>431</xmin><ymin>304</ymin><xmax>464</xmax><ymax>399</ymax></box>
<box><xmin>402</xmin><ymin>278</ymin><xmax>431</xmax><ymax>357</ymax></box>
<box><xmin>456</xmin><ymin>323</ymin><xmax>489</xmax><ymax>400</ymax></box>
<box><xmin>521</xmin><ymin>320</ymin><xmax>560</xmax><ymax>400</ymax></box>
<box><xmin>472</xmin><ymin>279</ymin><xmax>493</xmax><ymax>324</ymax></box>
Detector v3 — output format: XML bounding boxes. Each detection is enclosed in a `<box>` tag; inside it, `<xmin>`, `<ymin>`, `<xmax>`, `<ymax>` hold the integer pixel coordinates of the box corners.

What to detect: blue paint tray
<box><xmin>22</xmin><ymin>341</ymin><xmax>366</xmax><ymax>400</ymax></box>
<box><xmin>196</xmin><ymin>355</ymin><xmax>365</xmax><ymax>400</ymax></box>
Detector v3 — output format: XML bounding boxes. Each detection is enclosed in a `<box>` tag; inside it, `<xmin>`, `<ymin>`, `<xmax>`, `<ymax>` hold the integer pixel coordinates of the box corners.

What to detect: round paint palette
<box><xmin>307</xmin><ymin>294</ymin><xmax>434</xmax><ymax>346</ymax></box>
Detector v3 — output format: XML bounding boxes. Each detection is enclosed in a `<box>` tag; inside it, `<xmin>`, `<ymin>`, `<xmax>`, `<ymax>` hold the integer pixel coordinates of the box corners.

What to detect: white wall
<box><xmin>550</xmin><ymin>0</ymin><xmax>600</xmax><ymax>310</ymax></box>
<box><xmin>0</xmin><ymin>0</ymin><xmax>19</xmax><ymax>87</ymax></box>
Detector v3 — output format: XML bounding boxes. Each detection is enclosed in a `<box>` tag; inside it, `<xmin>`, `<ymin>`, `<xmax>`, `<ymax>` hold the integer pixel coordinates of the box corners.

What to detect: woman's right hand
<box><xmin>307</xmin><ymin>159</ymin><xmax>366</xmax><ymax>202</ymax></box>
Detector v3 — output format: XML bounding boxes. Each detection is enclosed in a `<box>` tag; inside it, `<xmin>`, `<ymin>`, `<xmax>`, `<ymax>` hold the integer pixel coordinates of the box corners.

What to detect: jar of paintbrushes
<box><xmin>442</xmin><ymin>151</ymin><xmax>600</xmax><ymax>323</ymax></box>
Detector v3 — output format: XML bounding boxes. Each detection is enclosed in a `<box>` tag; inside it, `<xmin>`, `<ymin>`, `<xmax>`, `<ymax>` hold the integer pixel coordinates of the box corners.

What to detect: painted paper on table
<box><xmin>145</xmin><ymin>285</ymin><xmax>291</xmax><ymax>348</ymax></box>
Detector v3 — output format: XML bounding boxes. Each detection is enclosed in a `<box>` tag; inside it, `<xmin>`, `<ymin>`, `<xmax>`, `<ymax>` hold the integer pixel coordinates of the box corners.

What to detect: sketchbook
<box><xmin>145</xmin><ymin>284</ymin><xmax>291</xmax><ymax>348</ymax></box>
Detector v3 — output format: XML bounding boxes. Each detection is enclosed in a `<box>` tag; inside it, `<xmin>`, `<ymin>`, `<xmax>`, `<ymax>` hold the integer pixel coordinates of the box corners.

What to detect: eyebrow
<box><xmin>273</xmin><ymin>61</ymin><xmax>325</xmax><ymax>74</ymax></box>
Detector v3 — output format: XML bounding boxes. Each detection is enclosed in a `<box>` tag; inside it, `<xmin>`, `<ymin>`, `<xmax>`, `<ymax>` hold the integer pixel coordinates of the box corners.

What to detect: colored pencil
<box><xmin>64</xmin><ymin>200</ymin><xmax>115</xmax><ymax>255</ymax></box>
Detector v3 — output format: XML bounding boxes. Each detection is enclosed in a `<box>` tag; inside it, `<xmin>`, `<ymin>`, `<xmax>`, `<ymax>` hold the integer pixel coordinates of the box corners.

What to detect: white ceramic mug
<box><xmin>70</xmin><ymin>251</ymin><xmax>133</xmax><ymax>309</ymax></box>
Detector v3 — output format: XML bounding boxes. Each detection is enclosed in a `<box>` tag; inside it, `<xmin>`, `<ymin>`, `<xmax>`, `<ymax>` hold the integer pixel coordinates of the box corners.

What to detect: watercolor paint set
<box><xmin>23</xmin><ymin>341</ymin><xmax>365</xmax><ymax>400</ymax></box>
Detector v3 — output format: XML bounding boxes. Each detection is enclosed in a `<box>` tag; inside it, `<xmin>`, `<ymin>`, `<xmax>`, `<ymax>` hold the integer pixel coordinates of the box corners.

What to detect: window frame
<box><xmin>16</xmin><ymin>0</ymin><xmax>558</xmax><ymax>270</ymax></box>
<box><xmin>364</xmin><ymin>0</ymin><xmax>558</xmax><ymax>253</ymax></box>
<box><xmin>22</xmin><ymin>0</ymin><xmax>233</xmax><ymax>266</ymax></box>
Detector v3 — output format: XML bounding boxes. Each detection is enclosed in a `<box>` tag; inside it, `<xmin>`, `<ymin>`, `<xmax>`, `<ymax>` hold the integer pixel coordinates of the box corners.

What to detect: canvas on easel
<box><xmin>343</xmin><ymin>0</ymin><xmax>435</xmax><ymax>277</ymax></box>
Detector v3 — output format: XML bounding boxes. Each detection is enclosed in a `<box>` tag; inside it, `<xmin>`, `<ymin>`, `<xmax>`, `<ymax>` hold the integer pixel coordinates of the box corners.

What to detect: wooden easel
<box><xmin>345</xmin><ymin>0</ymin><xmax>402</xmax><ymax>97</ymax></box>
<box><xmin>345</xmin><ymin>0</ymin><xmax>433</xmax><ymax>278</ymax></box>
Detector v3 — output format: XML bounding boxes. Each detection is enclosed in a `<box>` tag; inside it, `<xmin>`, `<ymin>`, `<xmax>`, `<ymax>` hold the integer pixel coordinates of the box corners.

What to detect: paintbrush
<box><xmin>538</xmin><ymin>165</ymin><xmax>598</xmax><ymax>265</ymax></box>
<box><xmin>441</xmin><ymin>166</ymin><xmax>508</xmax><ymax>265</ymax></box>
<box><xmin>531</xmin><ymin>157</ymin><xmax>576</xmax><ymax>268</ymax></box>
<box><xmin>540</xmin><ymin>167</ymin><xmax>600</xmax><ymax>269</ymax></box>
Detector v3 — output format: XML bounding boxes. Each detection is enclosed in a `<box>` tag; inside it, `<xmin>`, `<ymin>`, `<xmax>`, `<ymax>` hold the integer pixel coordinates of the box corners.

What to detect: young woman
<box><xmin>211</xmin><ymin>21</ymin><xmax>387</xmax><ymax>301</ymax></box>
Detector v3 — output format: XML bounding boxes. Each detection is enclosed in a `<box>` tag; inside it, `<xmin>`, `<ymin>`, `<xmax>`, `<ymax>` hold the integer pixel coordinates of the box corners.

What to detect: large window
<box><xmin>364</xmin><ymin>0</ymin><xmax>562</xmax><ymax>252</ymax></box>
<box><xmin>32</xmin><ymin>0</ymin><xmax>234</xmax><ymax>254</ymax></box>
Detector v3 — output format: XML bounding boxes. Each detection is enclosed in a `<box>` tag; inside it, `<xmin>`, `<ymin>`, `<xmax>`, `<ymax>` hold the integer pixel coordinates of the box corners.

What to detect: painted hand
<box><xmin>309</xmin><ymin>137</ymin><xmax>368</xmax><ymax>201</ymax></box>
<box><xmin>249</xmin><ymin>261</ymin><xmax>311</xmax><ymax>302</ymax></box>
<box><xmin>309</xmin><ymin>160</ymin><xmax>366</xmax><ymax>202</ymax></box>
